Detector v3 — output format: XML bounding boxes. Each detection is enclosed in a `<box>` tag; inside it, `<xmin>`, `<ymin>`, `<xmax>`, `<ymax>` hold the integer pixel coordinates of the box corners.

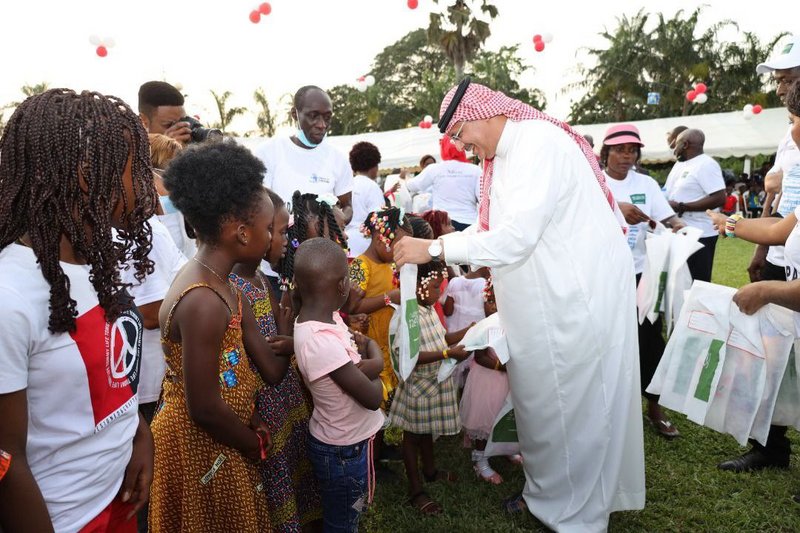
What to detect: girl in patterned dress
<box><xmin>388</xmin><ymin>260</ymin><xmax>474</xmax><ymax>515</ymax></box>
<box><xmin>230</xmin><ymin>189</ymin><xmax>322</xmax><ymax>532</ymax></box>
<box><xmin>150</xmin><ymin>143</ymin><xmax>291</xmax><ymax>533</ymax></box>
<box><xmin>347</xmin><ymin>207</ymin><xmax>413</xmax><ymax>406</ymax></box>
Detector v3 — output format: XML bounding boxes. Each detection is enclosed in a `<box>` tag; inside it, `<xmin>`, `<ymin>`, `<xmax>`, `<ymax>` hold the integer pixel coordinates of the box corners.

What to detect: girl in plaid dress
<box><xmin>389</xmin><ymin>260</ymin><xmax>474</xmax><ymax>515</ymax></box>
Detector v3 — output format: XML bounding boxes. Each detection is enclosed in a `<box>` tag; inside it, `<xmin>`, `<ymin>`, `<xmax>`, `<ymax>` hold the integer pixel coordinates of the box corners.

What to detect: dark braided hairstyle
<box><xmin>407</xmin><ymin>214</ymin><xmax>434</xmax><ymax>239</ymax></box>
<box><xmin>0</xmin><ymin>88</ymin><xmax>156</xmax><ymax>333</ymax></box>
<box><xmin>278</xmin><ymin>190</ymin><xmax>348</xmax><ymax>290</ymax></box>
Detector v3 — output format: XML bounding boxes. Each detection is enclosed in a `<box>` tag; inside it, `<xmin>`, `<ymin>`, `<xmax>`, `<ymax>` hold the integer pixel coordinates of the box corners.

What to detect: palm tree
<box><xmin>210</xmin><ymin>90</ymin><xmax>246</xmax><ymax>135</ymax></box>
<box><xmin>21</xmin><ymin>82</ymin><xmax>50</xmax><ymax>98</ymax></box>
<box><xmin>252</xmin><ymin>88</ymin><xmax>277</xmax><ymax>138</ymax></box>
<box><xmin>427</xmin><ymin>0</ymin><xmax>498</xmax><ymax>82</ymax></box>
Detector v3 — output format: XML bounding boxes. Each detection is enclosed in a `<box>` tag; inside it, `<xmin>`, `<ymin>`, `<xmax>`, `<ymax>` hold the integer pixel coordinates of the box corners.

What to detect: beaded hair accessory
<box><xmin>483</xmin><ymin>276</ymin><xmax>495</xmax><ymax>303</ymax></box>
<box><xmin>361</xmin><ymin>209</ymin><xmax>403</xmax><ymax>251</ymax></box>
<box><xmin>315</xmin><ymin>193</ymin><xmax>338</xmax><ymax>207</ymax></box>
<box><xmin>417</xmin><ymin>267</ymin><xmax>448</xmax><ymax>299</ymax></box>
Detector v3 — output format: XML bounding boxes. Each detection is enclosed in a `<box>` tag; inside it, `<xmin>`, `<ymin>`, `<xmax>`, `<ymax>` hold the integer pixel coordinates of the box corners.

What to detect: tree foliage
<box><xmin>251</xmin><ymin>88</ymin><xmax>277</xmax><ymax>137</ymax></box>
<box><xmin>328</xmin><ymin>29</ymin><xmax>544</xmax><ymax>135</ymax></box>
<box><xmin>427</xmin><ymin>0</ymin><xmax>498</xmax><ymax>81</ymax></box>
<box><xmin>209</xmin><ymin>90</ymin><xmax>246</xmax><ymax>134</ymax></box>
<box><xmin>568</xmin><ymin>8</ymin><xmax>786</xmax><ymax>123</ymax></box>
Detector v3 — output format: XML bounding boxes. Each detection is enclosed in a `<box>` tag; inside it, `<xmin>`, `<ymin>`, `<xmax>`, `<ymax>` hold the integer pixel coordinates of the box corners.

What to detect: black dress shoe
<box><xmin>717</xmin><ymin>449</ymin><xmax>790</xmax><ymax>473</ymax></box>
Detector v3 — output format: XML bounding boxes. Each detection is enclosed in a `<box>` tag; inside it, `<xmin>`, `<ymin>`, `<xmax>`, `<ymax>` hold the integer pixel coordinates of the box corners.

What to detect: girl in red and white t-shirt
<box><xmin>0</xmin><ymin>89</ymin><xmax>157</xmax><ymax>533</ymax></box>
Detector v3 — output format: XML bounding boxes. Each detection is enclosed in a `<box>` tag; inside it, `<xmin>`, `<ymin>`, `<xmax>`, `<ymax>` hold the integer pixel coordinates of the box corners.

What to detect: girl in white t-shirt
<box><xmin>0</xmin><ymin>89</ymin><xmax>158</xmax><ymax>533</ymax></box>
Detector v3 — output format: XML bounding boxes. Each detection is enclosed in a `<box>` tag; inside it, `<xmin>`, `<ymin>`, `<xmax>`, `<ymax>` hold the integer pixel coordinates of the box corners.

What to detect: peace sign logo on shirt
<box><xmin>105</xmin><ymin>308</ymin><xmax>142</xmax><ymax>391</ymax></box>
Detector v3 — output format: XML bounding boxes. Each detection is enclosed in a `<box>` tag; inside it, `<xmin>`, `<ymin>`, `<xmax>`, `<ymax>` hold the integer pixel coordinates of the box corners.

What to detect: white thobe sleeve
<box><xmin>406</xmin><ymin>166</ymin><xmax>434</xmax><ymax>194</ymax></box>
<box><xmin>439</xmin><ymin>137</ymin><xmax>561</xmax><ymax>268</ymax></box>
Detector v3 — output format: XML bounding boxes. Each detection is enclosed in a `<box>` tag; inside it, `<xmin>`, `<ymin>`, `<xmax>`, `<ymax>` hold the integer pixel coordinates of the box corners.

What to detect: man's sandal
<box><xmin>507</xmin><ymin>454</ymin><xmax>523</xmax><ymax>466</ymax></box>
<box><xmin>646</xmin><ymin>416</ymin><xmax>680</xmax><ymax>439</ymax></box>
<box><xmin>503</xmin><ymin>492</ymin><xmax>528</xmax><ymax>515</ymax></box>
<box><xmin>407</xmin><ymin>491</ymin><xmax>442</xmax><ymax>515</ymax></box>
<box><xmin>423</xmin><ymin>469</ymin><xmax>458</xmax><ymax>483</ymax></box>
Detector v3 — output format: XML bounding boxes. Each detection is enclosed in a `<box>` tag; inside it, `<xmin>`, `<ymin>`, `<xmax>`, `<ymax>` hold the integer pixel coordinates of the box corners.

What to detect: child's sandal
<box><xmin>423</xmin><ymin>469</ymin><xmax>458</xmax><ymax>483</ymax></box>
<box><xmin>407</xmin><ymin>491</ymin><xmax>442</xmax><ymax>515</ymax></box>
<box><xmin>474</xmin><ymin>460</ymin><xmax>503</xmax><ymax>484</ymax></box>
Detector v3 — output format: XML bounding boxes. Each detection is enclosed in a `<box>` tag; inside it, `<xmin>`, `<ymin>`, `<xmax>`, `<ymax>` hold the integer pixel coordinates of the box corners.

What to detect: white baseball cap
<box><xmin>757</xmin><ymin>35</ymin><xmax>800</xmax><ymax>74</ymax></box>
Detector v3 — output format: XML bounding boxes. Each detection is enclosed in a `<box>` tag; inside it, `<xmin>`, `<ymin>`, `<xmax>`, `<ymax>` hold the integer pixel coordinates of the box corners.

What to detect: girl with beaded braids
<box><xmin>0</xmin><ymin>89</ymin><xmax>157</xmax><ymax>532</ymax></box>
<box><xmin>348</xmin><ymin>207</ymin><xmax>413</xmax><ymax>403</ymax></box>
<box><xmin>388</xmin><ymin>260</ymin><xmax>473</xmax><ymax>515</ymax></box>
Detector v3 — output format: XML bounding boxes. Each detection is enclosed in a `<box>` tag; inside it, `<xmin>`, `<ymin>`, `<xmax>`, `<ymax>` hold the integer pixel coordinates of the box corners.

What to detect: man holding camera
<box><xmin>138</xmin><ymin>81</ymin><xmax>193</xmax><ymax>144</ymax></box>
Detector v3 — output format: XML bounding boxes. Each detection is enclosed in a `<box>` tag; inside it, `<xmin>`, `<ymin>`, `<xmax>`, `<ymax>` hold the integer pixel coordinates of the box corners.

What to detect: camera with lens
<box><xmin>179</xmin><ymin>116</ymin><xmax>223</xmax><ymax>143</ymax></box>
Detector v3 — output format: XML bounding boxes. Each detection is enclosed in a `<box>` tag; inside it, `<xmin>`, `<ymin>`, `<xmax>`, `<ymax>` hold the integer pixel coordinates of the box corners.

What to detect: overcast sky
<box><xmin>0</xmin><ymin>0</ymin><xmax>792</xmax><ymax>133</ymax></box>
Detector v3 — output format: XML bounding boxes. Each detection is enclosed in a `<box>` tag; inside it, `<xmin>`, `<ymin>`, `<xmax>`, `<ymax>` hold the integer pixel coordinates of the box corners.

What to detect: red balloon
<box><xmin>249</xmin><ymin>10</ymin><xmax>261</xmax><ymax>23</ymax></box>
<box><xmin>533</xmin><ymin>34</ymin><xmax>542</xmax><ymax>43</ymax></box>
<box><xmin>753</xmin><ymin>104</ymin><xmax>763</xmax><ymax>114</ymax></box>
<box><xmin>96</xmin><ymin>45</ymin><xmax>108</xmax><ymax>57</ymax></box>
<box><xmin>419</xmin><ymin>120</ymin><xmax>426</xmax><ymax>128</ymax></box>
<box><xmin>695</xmin><ymin>82</ymin><xmax>707</xmax><ymax>94</ymax></box>
<box><xmin>686</xmin><ymin>90</ymin><xmax>697</xmax><ymax>102</ymax></box>
<box><xmin>407</xmin><ymin>0</ymin><xmax>419</xmax><ymax>9</ymax></box>
<box><xmin>534</xmin><ymin>41</ymin><xmax>545</xmax><ymax>52</ymax></box>
<box><xmin>258</xmin><ymin>2</ymin><xmax>272</xmax><ymax>15</ymax></box>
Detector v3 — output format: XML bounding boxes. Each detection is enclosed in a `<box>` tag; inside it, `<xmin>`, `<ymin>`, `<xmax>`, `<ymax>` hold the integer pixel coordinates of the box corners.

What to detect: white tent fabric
<box><xmin>236</xmin><ymin>107</ymin><xmax>788</xmax><ymax>169</ymax></box>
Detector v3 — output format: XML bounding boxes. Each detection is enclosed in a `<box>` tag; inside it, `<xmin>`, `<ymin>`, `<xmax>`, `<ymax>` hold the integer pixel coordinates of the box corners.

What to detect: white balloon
<box><xmin>693</xmin><ymin>93</ymin><xmax>708</xmax><ymax>104</ymax></box>
<box><xmin>173</xmin><ymin>82</ymin><xmax>184</xmax><ymax>92</ymax></box>
<box><xmin>365</xmin><ymin>75</ymin><xmax>375</xmax><ymax>87</ymax></box>
<box><xmin>542</xmin><ymin>32</ymin><xmax>553</xmax><ymax>44</ymax></box>
<box><xmin>423</xmin><ymin>114</ymin><xmax>433</xmax><ymax>124</ymax></box>
<box><xmin>743</xmin><ymin>104</ymin><xmax>754</xmax><ymax>113</ymax></box>
<box><xmin>357</xmin><ymin>83</ymin><xmax>367</xmax><ymax>92</ymax></box>
<box><xmin>743</xmin><ymin>111</ymin><xmax>753</xmax><ymax>120</ymax></box>
<box><xmin>89</xmin><ymin>34</ymin><xmax>101</xmax><ymax>46</ymax></box>
<box><xmin>105</xmin><ymin>37</ymin><xmax>116</xmax><ymax>48</ymax></box>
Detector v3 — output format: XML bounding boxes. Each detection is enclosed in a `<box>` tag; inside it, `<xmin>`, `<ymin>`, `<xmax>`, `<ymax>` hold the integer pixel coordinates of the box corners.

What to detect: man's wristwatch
<box><xmin>428</xmin><ymin>239</ymin><xmax>444</xmax><ymax>261</ymax></box>
<box><xmin>678</xmin><ymin>202</ymin><xmax>687</xmax><ymax>216</ymax></box>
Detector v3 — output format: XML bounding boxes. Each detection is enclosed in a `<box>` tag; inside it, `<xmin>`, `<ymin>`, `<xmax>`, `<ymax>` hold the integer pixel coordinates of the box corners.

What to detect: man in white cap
<box><xmin>720</xmin><ymin>35</ymin><xmax>800</xmax><ymax>474</ymax></box>
<box><xmin>394</xmin><ymin>78</ymin><xmax>645</xmax><ymax>532</ymax></box>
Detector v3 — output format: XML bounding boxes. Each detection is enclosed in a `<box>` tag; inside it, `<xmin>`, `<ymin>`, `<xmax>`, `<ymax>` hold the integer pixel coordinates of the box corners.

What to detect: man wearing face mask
<box><xmin>666</xmin><ymin>128</ymin><xmax>726</xmax><ymax>282</ymax></box>
<box><xmin>253</xmin><ymin>85</ymin><xmax>353</xmax><ymax>224</ymax></box>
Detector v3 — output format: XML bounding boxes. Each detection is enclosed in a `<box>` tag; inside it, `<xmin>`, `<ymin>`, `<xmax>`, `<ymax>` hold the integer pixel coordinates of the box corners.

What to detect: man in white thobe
<box><xmin>394</xmin><ymin>80</ymin><xmax>645</xmax><ymax>532</ymax></box>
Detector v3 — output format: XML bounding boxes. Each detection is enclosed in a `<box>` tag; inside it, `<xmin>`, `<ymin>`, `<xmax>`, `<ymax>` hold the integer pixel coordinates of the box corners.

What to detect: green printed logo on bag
<box><xmin>491</xmin><ymin>409</ymin><xmax>518</xmax><ymax>443</ymax></box>
<box><xmin>405</xmin><ymin>299</ymin><xmax>421</xmax><ymax>357</ymax></box>
<box><xmin>694</xmin><ymin>339</ymin><xmax>724</xmax><ymax>402</ymax></box>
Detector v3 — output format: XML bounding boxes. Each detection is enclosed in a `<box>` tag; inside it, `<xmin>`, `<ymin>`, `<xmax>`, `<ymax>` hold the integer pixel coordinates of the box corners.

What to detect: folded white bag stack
<box><xmin>646</xmin><ymin>281</ymin><xmax>797</xmax><ymax>445</ymax></box>
<box><xmin>636</xmin><ymin>224</ymin><xmax>704</xmax><ymax>335</ymax></box>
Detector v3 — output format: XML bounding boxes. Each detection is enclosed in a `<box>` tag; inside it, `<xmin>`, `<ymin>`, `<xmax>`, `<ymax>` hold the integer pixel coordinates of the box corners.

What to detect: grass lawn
<box><xmin>362</xmin><ymin>237</ymin><xmax>800</xmax><ymax>532</ymax></box>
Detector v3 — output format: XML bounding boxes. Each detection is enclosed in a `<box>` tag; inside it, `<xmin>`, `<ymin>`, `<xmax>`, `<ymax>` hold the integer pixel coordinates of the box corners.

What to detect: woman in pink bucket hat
<box><xmin>601</xmin><ymin>124</ymin><xmax>685</xmax><ymax>439</ymax></box>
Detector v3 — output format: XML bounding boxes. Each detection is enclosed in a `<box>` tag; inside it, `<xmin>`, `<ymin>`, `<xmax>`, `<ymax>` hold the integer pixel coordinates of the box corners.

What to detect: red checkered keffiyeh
<box><xmin>439</xmin><ymin>83</ymin><xmax>626</xmax><ymax>233</ymax></box>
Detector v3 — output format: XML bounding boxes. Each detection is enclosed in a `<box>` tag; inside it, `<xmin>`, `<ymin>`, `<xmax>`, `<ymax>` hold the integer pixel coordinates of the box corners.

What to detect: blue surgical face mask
<box><xmin>296</xmin><ymin>127</ymin><xmax>323</xmax><ymax>148</ymax></box>
<box><xmin>160</xmin><ymin>195</ymin><xmax>178</xmax><ymax>215</ymax></box>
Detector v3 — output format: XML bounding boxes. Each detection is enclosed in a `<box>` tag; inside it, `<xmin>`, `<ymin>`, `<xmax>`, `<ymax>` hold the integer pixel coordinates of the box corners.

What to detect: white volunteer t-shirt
<box><xmin>663</xmin><ymin>160</ymin><xmax>685</xmax><ymax>199</ymax></box>
<box><xmin>406</xmin><ymin>160</ymin><xmax>481</xmax><ymax>225</ymax></box>
<box><xmin>605</xmin><ymin>170</ymin><xmax>675</xmax><ymax>274</ymax></box>
<box><xmin>345</xmin><ymin>175</ymin><xmax>386</xmax><ymax>258</ymax></box>
<box><xmin>667</xmin><ymin>153</ymin><xmax>725</xmax><ymax>237</ymax></box>
<box><xmin>120</xmin><ymin>216</ymin><xmax>187</xmax><ymax>403</ymax></box>
<box><xmin>766</xmin><ymin>143</ymin><xmax>800</xmax><ymax>268</ymax></box>
<box><xmin>0</xmin><ymin>244</ymin><xmax>142</xmax><ymax>532</ymax></box>
<box><xmin>443</xmin><ymin>276</ymin><xmax>487</xmax><ymax>331</ymax></box>
<box><xmin>782</xmin><ymin>206</ymin><xmax>800</xmax><ymax>333</ymax></box>
<box><xmin>254</xmin><ymin>136</ymin><xmax>353</xmax><ymax>204</ymax></box>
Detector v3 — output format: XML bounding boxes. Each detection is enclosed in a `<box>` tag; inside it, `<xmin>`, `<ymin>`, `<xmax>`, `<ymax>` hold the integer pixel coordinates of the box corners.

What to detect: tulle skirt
<box><xmin>459</xmin><ymin>358</ymin><xmax>510</xmax><ymax>441</ymax></box>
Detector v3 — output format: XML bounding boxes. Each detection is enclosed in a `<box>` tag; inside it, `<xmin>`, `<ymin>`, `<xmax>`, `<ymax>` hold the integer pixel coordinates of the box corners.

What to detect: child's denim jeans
<box><xmin>307</xmin><ymin>434</ymin><xmax>369</xmax><ymax>532</ymax></box>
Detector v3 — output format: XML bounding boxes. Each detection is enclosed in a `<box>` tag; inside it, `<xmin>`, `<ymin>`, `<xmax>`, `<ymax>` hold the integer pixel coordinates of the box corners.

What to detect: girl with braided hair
<box><xmin>278</xmin><ymin>190</ymin><xmax>348</xmax><ymax>294</ymax></box>
<box><xmin>347</xmin><ymin>207</ymin><xmax>412</xmax><ymax>406</ymax></box>
<box><xmin>0</xmin><ymin>89</ymin><xmax>157</xmax><ymax>532</ymax></box>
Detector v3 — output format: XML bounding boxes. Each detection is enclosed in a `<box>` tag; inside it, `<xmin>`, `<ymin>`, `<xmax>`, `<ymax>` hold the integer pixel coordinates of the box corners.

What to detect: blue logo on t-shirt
<box><xmin>309</xmin><ymin>173</ymin><xmax>330</xmax><ymax>184</ymax></box>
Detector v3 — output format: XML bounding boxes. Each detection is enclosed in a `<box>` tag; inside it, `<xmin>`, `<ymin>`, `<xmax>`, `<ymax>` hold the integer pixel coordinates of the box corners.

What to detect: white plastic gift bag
<box><xmin>664</xmin><ymin>226</ymin><xmax>704</xmax><ymax>335</ymax></box>
<box><xmin>646</xmin><ymin>281</ymin><xmax>732</xmax><ymax>423</ymax></box>
<box><xmin>637</xmin><ymin>223</ymin><xmax>672</xmax><ymax>325</ymax></box>
<box><xmin>771</xmin><ymin>340</ymin><xmax>800</xmax><ymax>429</ymax></box>
<box><xmin>387</xmin><ymin>264</ymin><xmax>421</xmax><ymax>382</ymax></box>
<box><xmin>483</xmin><ymin>393</ymin><xmax>520</xmax><ymax>457</ymax></box>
